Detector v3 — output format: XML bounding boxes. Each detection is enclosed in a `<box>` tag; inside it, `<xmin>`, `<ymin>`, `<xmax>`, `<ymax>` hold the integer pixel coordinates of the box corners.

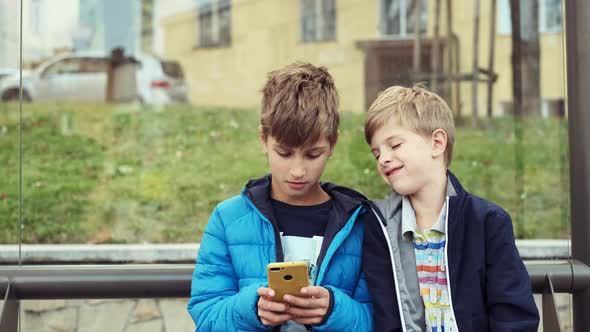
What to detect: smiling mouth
<box><xmin>385</xmin><ymin>166</ymin><xmax>403</xmax><ymax>177</ymax></box>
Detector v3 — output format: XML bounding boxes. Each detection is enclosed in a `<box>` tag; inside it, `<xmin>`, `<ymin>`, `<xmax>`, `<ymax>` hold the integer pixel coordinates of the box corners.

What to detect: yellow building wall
<box><xmin>162</xmin><ymin>0</ymin><xmax>565</xmax><ymax>115</ymax></box>
<box><xmin>162</xmin><ymin>0</ymin><xmax>379</xmax><ymax>112</ymax></box>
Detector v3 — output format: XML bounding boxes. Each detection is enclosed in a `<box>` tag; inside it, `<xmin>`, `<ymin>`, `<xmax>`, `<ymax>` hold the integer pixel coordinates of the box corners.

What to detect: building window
<box><xmin>497</xmin><ymin>0</ymin><xmax>562</xmax><ymax>35</ymax></box>
<box><xmin>197</xmin><ymin>0</ymin><xmax>231</xmax><ymax>47</ymax></box>
<box><xmin>380</xmin><ymin>0</ymin><xmax>427</xmax><ymax>38</ymax></box>
<box><xmin>301</xmin><ymin>0</ymin><xmax>336</xmax><ymax>42</ymax></box>
<box><xmin>539</xmin><ymin>0</ymin><xmax>562</xmax><ymax>33</ymax></box>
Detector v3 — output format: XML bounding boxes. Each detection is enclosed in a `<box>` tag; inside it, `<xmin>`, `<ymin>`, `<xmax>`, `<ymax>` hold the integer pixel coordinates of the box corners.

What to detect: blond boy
<box><xmin>362</xmin><ymin>85</ymin><xmax>539</xmax><ymax>331</ymax></box>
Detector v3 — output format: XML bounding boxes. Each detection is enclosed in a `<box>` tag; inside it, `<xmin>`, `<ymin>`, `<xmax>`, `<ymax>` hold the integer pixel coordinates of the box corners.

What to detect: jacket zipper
<box><xmin>443</xmin><ymin>197</ymin><xmax>459</xmax><ymax>331</ymax></box>
<box><xmin>242</xmin><ymin>194</ymin><xmax>283</xmax><ymax>262</ymax></box>
<box><xmin>314</xmin><ymin>206</ymin><xmax>362</xmax><ymax>286</ymax></box>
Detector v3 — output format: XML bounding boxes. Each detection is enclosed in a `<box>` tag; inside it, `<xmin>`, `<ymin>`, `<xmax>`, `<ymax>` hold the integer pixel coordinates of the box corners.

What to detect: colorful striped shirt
<box><xmin>402</xmin><ymin>196</ymin><xmax>458</xmax><ymax>332</ymax></box>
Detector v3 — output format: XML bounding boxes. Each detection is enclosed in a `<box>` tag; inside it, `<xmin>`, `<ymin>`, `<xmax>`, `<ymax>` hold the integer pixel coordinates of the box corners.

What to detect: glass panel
<box><xmin>0</xmin><ymin>0</ymin><xmax>22</xmax><ymax>247</ymax></box>
<box><xmin>322</xmin><ymin>0</ymin><xmax>336</xmax><ymax>41</ymax></box>
<box><xmin>301</xmin><ymin>0</ymin><xmax>317</xmax><ymax>42</ymax></box>
<box><xmin>6</xmin><ymin>0</ymin><xmax>568</xmax><ymax>243</ymax></box>
<box><xmin>541</xmin><ymin>0</ymin><xmax>563</xmax><ymax>33</ymax></box>
<box><xmin>405</xmin><ymin>0</ymin><xmax>427</xmax><ymax>35</ymax></box>
<box><xmin>199</xmin><ymin>5</ymin><xmax>214</xmax><ymax>46</ymax></box>
<box><xmin>3</xmin><ymin>0</ymin><xmax>576</xmax><ymax>329</ymax></box>
<box><xmin>382</xmin><ymin>0</ymin><xmax>401</xmax><ymax>36</ymax></box>
<box><xmin>218</xmin><ymin>0</ymin><xmax>231</xmax><ymax>46</ymax></box>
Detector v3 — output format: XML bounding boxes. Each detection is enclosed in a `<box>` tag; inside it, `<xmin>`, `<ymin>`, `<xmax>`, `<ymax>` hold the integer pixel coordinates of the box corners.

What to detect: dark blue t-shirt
<box><xmin>271</xmin><ymin>198</ymin><xmax>332</xmax><ymax>238</ymax></box>
<box><xmin>271</xmin><ymin>198</ymin><xmax>333</xmax><ymax>331</ymax></box>
<box><xmin>271</xmin><ymin>198</ymin><xmax>332</xmax><ymax>282</ymax></box>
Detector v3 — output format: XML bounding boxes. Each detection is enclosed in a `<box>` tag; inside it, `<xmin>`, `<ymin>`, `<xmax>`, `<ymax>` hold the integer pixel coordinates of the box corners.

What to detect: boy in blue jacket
<box><xmin>187</xmin><ymin>63</ymin><xmax>374</xmax><ymax>331</ymax></box>
<box><xmin>363</xmin><ymin>85</ymin><xmax>539</xmax><ymax>332</ymax></box>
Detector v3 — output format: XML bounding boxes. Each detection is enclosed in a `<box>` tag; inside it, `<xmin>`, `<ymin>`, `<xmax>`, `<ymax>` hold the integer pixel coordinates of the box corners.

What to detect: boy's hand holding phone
<box><xmin>258</xmin><ymin>262</ymin><xmax>331</xmax><ymax>326</ymax></box>
<box><xmin>257</xmin><ymin>287</ymin><xmax>293</xmax><ymax>326</ymax></box>
<box><xmin>257</xmin><ymin>286</ymin><xmax>331</xmax><ymax>326</ymax></box>
<box><xmin>283</xmin><ymin>286</ymin><xmax>331</xmax><ymax>325</ymax></box>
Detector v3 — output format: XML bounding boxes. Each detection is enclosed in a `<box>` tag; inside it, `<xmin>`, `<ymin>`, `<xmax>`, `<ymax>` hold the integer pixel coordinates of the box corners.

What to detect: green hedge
<box><xmin>0</xmin><ymin>103</ymin><xmax>570</xmax><ymax>243</ymax></box>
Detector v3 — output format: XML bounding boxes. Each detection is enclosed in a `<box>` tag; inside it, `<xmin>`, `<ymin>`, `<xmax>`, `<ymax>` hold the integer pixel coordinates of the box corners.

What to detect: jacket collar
<box><xmin>375</xmin><ymin>170</ymin><xmax>460</xmax><ymax>228</ymax></box>
<box><xmin>243</xmin><ymin>174</ymin><xmax>367</xmax><ymax>230</ymax></box>
<box><xmin>242</xmin><ymin>174</ymin><xmax>367</xmax><ymax>267</ymax></box>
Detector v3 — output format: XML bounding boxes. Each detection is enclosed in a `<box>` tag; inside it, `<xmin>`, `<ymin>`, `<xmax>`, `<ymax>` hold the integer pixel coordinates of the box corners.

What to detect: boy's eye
<box><xmin>374</xmin><ymin>154</ymin><xmax>380</xmax><ymax>160</ymax></box>
<box><xmin>276</xmin><ymin>151</ymin><xmax>292</xmax><ymax>157</ymax></box>
<box><xmin>306</xmin><ymin>153</ymin><xmax>322</xmax><ymax>159</ymax></box>
<box><xmin>391</xmin><ymin>143</ymin><xmax>401</xmax><ymax>149</ymax></box>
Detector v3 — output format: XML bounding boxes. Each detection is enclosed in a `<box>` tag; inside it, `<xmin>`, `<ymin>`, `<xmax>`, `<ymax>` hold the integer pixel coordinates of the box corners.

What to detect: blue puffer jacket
<box><xmin>187</xmin><ymin>175</ymin><xmax>374</xmax><ymax>332</ymax></box>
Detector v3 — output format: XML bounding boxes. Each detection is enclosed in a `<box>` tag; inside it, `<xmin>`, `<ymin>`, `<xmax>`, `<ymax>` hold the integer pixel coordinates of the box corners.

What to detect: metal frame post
<box><xmin>564</xmin><ymin>0</ymin><xmax>590</xmax><ymax>330</ymax></box>
<box><xmin>0</xmin><ymin>282</ymin><xmax>19</xmax><ymax>332</ymax></box>
<box><xmin>543</xmin><ymin>275</ymin><xmax>563</xmax><ymax>332</ymax></box>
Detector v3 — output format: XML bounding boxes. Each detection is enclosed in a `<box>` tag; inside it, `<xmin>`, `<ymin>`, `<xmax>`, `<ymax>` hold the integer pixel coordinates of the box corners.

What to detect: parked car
<box><xmin>0</xmin><ymin>68</ymin><xmax>18</xmax><ymax>82</ymax></box>
<box><xmin>0</xmin><ymin>52</ymin><xmax>188</xmax><ymax>104</ymax></box>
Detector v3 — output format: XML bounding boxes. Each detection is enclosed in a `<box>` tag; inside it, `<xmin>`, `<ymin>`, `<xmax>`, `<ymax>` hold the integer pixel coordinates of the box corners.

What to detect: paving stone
<box><xmin>77</xmin><ymin>300</ymin><xmax>134</xmax><ymax>332</ymax></box>
<box><xmin>132</xmin><ymin>299</ymin><xmax>161</xmax><ymax>322</ymax></box>
<box><xmin>126</xmin><ymin>319</ymin><xmax>163</xmax><ymax>332</ymax></box>
<box><xmin>21</xmin><ymin>307</ymin><xmax>77</xmax><ymax>332</ymax></box>
<box><xmin>159</xmin><ymin>298</ymin><xmax>195</xmax><ymax>332</ymax></box>
<box><xmin>22</xmin><ymin>300</ymin><xmax>67</xmax><ymax>312</ymax></box>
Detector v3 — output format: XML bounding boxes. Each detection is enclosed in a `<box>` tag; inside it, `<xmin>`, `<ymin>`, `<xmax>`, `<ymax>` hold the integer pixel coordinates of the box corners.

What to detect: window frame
<box><xmin>497</xmin><ymin>0</ymin><xmax>563</xmax><ymax>35</ymax></box>
<box><xmin>300</xmin><ymin>0</ymin><xmax>337</xmax><ymax>43</ymax></box>
<box><xmin>196</xmin><ymin>0</ymin><xmax>231</xmax><ymax>48</ymax></box>
<box><xmin>379</xmin><ymin>0</ymin><xmax>427</xmax><ymax>39</ymax></box>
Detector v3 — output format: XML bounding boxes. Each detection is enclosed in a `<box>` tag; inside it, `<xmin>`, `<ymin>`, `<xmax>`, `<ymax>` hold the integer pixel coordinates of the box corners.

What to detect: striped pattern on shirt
<box><xmin>413</xmin><ymin>230</ymin><xmax>455</xmax><ymax>332</ymax></box>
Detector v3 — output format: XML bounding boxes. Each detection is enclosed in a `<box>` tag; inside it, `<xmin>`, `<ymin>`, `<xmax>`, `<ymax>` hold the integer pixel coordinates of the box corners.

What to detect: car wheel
<box><xmin>1</xmin><ymin>89</ymin><xmax>31</xmax><ymax>102</ymax></box>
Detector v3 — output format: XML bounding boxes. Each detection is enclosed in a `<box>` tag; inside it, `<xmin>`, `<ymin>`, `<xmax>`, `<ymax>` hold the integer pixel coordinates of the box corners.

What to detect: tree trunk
<box><xmin>510</xmin><ymin>0</ymin><xmax>522</xmax><ymax>117</ymax></box>
<box><xmin>471</xmin><ymin>0</ymin><xmax>481</xmax><ymax>126</ymax></box>
<box><xmin>445</xmin><ymin>0</ymin><xmax>455</xmax><ymax>113</ymax></box>
<box><xmin>413</xmin><ymin>0</ymin><xmax>422</xmax><ymax>73</ymax></box>
<box><xmin>486</xmin><ymin>0</ymin><xmax>497</xmax><ymax>118</ymax></box>
<box><xmin>431</xmin><ymin>0</ymin><xmax>441</xmax><ymax>93</ymax></box>
<box><xmin>510</xmin><ymin>0</ymin><xmax>525</xmax><ymax>238</ymax></box>
<box><xmin>520</xmin><ymin>0</ymin><xmax>541</xmax><ymax>116</ymax></box>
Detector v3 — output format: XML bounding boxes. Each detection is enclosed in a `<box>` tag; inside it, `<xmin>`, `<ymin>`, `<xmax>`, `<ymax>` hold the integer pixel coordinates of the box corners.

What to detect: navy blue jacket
<box><xmin>363</xmin><ymin>172</ymin><xmax>539</xmax><ymax>332</ymax></box>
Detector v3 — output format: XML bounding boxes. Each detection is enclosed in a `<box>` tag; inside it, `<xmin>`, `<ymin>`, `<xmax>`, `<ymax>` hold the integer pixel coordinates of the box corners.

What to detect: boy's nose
<box><xmin>290</xmin><ymin>166</ymin><xmax>306</xmax><ymax>179</ymax></box>
<box><xmin>378</xmin><ymin>152</ymin><xmax>392</xmax><ymax>167</ymax></box>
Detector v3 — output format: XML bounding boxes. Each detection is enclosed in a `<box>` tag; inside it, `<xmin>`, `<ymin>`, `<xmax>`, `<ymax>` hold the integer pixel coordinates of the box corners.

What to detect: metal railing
<box><xmin>1</xmin><ymin>260</ymin><xmax>589</xmax><ymax>332</ymax></box>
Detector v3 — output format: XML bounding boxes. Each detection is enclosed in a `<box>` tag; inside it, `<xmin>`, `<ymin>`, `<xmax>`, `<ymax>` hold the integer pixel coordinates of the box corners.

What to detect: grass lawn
<box><xmin>0</xmin><ymin>102</ymin><xmax>570</xmax><ymax>243</ymax></box>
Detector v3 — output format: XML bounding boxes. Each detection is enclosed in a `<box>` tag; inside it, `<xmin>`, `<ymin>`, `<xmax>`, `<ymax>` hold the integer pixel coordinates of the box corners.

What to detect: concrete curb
<box><xmin>0</xmin><ymin>240</ymin><xmax>569</xmax><ymax>264</ymax></box>
<box><xmin>0</xmin><ymin>243</ymin><xmax>200</xmax><ymax>264</ymax></box>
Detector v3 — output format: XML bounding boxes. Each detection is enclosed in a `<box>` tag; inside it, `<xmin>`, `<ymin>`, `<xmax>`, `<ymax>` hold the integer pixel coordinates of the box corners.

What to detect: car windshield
<box><xmin>161</xmin><ymin>61</ymin><xmax>184</xmax><ymax>79</ymax></box>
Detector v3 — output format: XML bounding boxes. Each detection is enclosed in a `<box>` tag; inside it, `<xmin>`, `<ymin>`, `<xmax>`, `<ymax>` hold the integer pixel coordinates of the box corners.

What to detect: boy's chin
<box><xmin>390</xmin><ymin>183</ymin><xmax>415</xmax><ymax>196</ymax></box>
<box><xmin>381</xmin><ymin>175</ymin><xmax>415</xmax><ymax>195</ymax></box>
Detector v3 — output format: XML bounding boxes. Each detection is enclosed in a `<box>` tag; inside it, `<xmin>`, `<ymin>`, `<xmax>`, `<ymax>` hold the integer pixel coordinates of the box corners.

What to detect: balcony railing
<box><xmin>1</xmin><ymin>259</ymin><xmax>589</xmax><ymax>331</ymax></box>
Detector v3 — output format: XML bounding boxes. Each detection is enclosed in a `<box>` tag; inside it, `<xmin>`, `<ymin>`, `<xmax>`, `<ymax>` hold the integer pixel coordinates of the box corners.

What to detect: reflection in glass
<box><xmin>0</xmin><ymin>0</ymin><xmax>569</xmax><ymax>247</ymax></box>
<box><xmin>0</xmin><ymin>0</ymin><xmax>21</xmax><ymax>246</ymax></box>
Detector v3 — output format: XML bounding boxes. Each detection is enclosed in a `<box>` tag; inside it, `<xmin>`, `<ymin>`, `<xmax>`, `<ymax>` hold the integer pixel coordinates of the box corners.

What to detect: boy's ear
<box><xmin>259</xmin><ymin>126</ymin><xmax>268</xmax><ymax>153</ymax></box>
<box><xmin>431</xmin><ymin>129</ymin><xmax>447</xmax><ymax>159</ymax></box>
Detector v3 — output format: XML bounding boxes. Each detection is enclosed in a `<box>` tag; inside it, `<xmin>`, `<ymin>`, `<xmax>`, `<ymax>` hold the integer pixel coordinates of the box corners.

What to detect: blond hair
<box><xmin>365</xmin><ymin>84</ymin><xmax>455</xmax><ymax>166</ymax></box>
<box><xmin>261</xmin><ymin>62</ymin><xmax>339</xmax><ymax>148</ymax></box>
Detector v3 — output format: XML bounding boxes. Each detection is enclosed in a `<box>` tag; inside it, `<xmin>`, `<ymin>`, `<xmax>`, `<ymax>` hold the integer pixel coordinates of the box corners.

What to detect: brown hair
<box><xmin>365</xmin><ymin>84</ymin><xmax>456</xmax><ymax>166</ymax></box>
<box><xmin>261</xmin><ymin>62</ymin><xmax>339</xmax><ymax>148</ymax></box>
